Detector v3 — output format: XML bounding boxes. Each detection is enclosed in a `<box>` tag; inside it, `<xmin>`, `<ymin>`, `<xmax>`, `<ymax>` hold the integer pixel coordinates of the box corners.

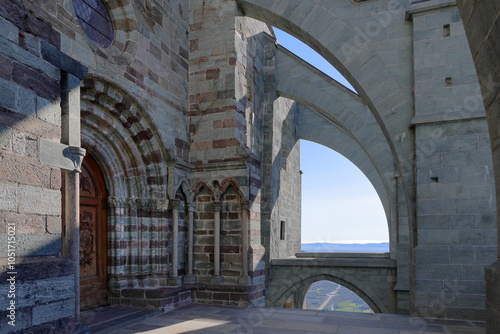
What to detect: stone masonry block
<box><xmin>0</xmin><ymin>125</ymin><xmax>11</xmax><ymax>150</ymax></box>
<box><xmin>0</xmin><ymin>182</ymin><xmax>16</xmax><ymax>211</ymax></box>
<box><xmin>18</xmin><ymin>185</ymin><xmax>61</xmax><ymax>216</ymax></box>
<box><xmin>4</xmin><ymin>212</ymin><xmax>45</xmax><ymax>234</ymax></box>
<box><xmin>0</xmin><ymin>15</ymin><xmax>18</xmax><ymax>44</ymax></box>
<box><xmin>37</xmin><ymin>96</ymin><xmax>61</xmax><ymax>126</ymax></box>
<box><xmin>15</xmin><ymin>234</ymin><xmax>61</xmax><ymax>256</ymax></box>
<box><xmin>12</xmin><ymin>62</ymin><xmax>59</xmax><ymax>102</ymax></box>
<box><xmin>0</xmin><ymin>275</ymin><xmax>74</xmax><ymax>310</ymax></box>
<box><xmin>46</xmin><ymin>215</ymin><xmax>61</xmax><ymax>234</ymax></box>
<box><xmin>0</xmin><ymin>77</ymin><xmax>15</xmax><ymax>110</ymax></box>
<box><xmin>0</xmin><ymin>152</ymin><xmax>51</xmax><ymax>188</ymax></box>
<box><xmin>414</xmin><ymin>246</ymin><xmax>450</xmax><ymax>265</ymax></box>
<box><xmin>32</xmin><ymin>299</ymin><xmax>75</xmax><ymax>326</ymax></box>
<box><xmin>16</xmin><ymin>85</ymin><xmax>36</xmax><ymax>116</ymax></box>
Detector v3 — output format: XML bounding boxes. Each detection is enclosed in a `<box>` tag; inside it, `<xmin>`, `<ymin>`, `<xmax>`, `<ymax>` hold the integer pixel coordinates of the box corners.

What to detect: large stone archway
<box><xmin>80</xmin><ymin>76</ymin><xmax>172</xmax><ymax>295</ymax></box>
<box><xmin>232</xmin><ymin>0</ymin><xmax>496</xmax><ymax>320</ymax></box>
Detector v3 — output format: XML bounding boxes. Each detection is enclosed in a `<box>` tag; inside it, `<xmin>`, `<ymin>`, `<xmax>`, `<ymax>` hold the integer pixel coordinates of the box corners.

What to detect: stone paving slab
<box><xmin>110</xmin><ymin>304</ymin><xmax>486</xmax><ymax>334</ymax></box>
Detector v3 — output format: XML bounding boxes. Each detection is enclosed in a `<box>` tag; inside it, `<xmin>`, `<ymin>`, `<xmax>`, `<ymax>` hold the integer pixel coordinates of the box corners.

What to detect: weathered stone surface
<box><xmin>14</xmin><ymin>233</ymin><xmax>61</xmax><ymax>256</ymax></box>
<box><xmin>3</xmin><ymin>212</ymin><xmax>46</xmax><ymax>234</ymax></box>
<box><xmin>18</xmin><ymin>185</ymin><xmax>61</xmax><ymax>216</ymax></box>
<box><xmin>0</xmin><ymin>275</ymin><xmax>74</xmax><ymax>309</ymax></box>
<box><xmin>0</xmin><ymin>153</ymin><xmax>50</xmax><ymax>187</ymax></box>
<box><xmin>32</xmin><ymin>299</ymin><xmax>75</xmax><ymax>326</ymax></box>
<box><xmin>12</xmin><ymin>62</ymin><xmax>59</xmax><ymax>102</ymax></box>
<box><xmin>0</xmin><ymin>256</ymin><xmax>73</xmax><ymax>281</ymax></box>
<box><xmin>0</xmin><ymin>182</ymin><xmax>17</xmax><ymax>211</ymax></box>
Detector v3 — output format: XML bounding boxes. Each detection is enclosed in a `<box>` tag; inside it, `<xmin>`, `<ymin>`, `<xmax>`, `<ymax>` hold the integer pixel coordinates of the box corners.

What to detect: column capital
<box><xmin>241</xmin><ymin>200</ymin><xmax>249</xmax><ymax>211</ymax></box>
<box><xmin>157</xmin><ymin>199</ymin><xmax>169</xmax><ymax>211</ymax></box>
<box><xmin>187</xmin><ymin>202</ymin><xmax>196</xmax><ymax>212</ymax></box>
<box><xmin>214</xmin><ymin>202</ymin><xmax>222</xmax><ymax>212</ymax></box>
<box><xmin>171</xmin><ymin>199</ymin><xmax>181</xmax><ymax>210</ymax></box>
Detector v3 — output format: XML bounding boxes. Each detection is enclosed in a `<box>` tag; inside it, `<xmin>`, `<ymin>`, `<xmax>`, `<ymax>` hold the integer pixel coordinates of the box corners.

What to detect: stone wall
<box><xmin>0</xmin><ymin>1</ymin><xmax>76</xmax><ymax>331</ymax></box>
<box><xmin>410</xmin><ymin>2</ymin><xmax>497</xmax><ymax>320</ymax></box>
<box><xmin>455</xmin><ymin>0</ymin><xmax>500</xmax><ymax>332</ymax></box>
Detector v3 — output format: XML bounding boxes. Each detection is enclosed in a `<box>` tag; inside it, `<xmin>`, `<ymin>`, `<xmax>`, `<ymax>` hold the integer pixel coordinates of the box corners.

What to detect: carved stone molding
<box><xmin>171</xmin><ymin>199</ymin><xmax>181</xmax><ymax>210</ymax></box>
<box><xmin>107</xmin><ymin>197</ymin><xmax>168</xmax><ymax>209</ymax></box>
<box><xmin>187</xmin><ymin>203</ymin><xmax>196</xmax><ymax>212</ymax></box>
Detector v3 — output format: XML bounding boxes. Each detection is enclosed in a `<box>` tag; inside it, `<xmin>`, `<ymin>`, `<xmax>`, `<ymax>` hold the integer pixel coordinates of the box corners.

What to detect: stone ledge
<box><xmin>295</xmin><ymin>252</ymin><xmax>390</xmax><ymax>259</ymax></box>
<box><xmin>0</xmin><ymin>255</ymin><xmax>72</xmax><ymax>281</ymax></box>
<box><xmin>406</xmin><ymin>0</ymin><xmax>457</xmax><ymax>21</ymax></box>
<box><xmin>271</xmin><ymin>257</ymin><xmax>397</xmax><ymax>268</ymax></box>
<box><xmin>41</xmin><ymin>41</ymin><xmax>88</xmax><ymax>79</ymax></box>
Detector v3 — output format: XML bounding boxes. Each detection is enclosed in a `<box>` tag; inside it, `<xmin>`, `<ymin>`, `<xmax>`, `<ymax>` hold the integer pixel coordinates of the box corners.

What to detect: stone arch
<box><xmin>237</xmin><ymin>0</ymin><xmax>415</xmax><ymax>244</ymax></box>
<box><xmin>216</xmin><ymin>178</ymin><xmax>247</xmax><ymax>202</ymax></box>
<box><xmin>275</xmin><ymin>43</ymin><xmax>398</xmax><ymax>244</ymax></box>
<box><xmin>175</xmin><ymin>179</ymin><xmax>194</xmax><ymax>203</ymax></box>
<box><xmin>299</xmin><ymin>277</ymin><xmax>379</xmax><ymax>313</ymax></box>
<box><xmin>193</xmin><ymin>181</ymin><xmax>217</xmax><ymax>199</ymax></box>
<box><xmin>80</xmin><ymin>75</ymin><xmax>170</xmax><ymax>287</ymax></box>
<box><xmin>296</xmin><ymin>105</ymin><xmax>394</xmax><ymax>246</ymax></box>
<box><xmin>68</xmin><ymin>0</ymin><xmax>139</xmax><ymax>64</ymax></box>
<box><xmin>272</xmin><ymin>273</ymin><xmax>388</xmax><ymax>314</ymax></box>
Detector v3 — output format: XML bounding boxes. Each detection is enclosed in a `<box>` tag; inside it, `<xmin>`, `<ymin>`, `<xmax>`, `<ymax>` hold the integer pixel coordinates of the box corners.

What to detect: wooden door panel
<box><xmin>79</xmin><ymin>155</ymin><xmax>109</xmax><ymax>311</ymax></box>
<box><xmin>80</xmin><ymin>205</ymin><xmax>98</xmax><ymax>279</ymax></box>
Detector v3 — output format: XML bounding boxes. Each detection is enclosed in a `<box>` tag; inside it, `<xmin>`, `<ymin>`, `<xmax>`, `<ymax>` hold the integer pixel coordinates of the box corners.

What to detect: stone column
<box><xmin>211</xmin><ymin>202</ymin><xmax>223</xmax><ymax>284</ymax></box>
<box><xmin>63</xmin><ymin>169</ymin><xmax>80</xmax><ymax>319</ymax></box>
<box><xmin>168</xmin><ymin>199</ymin><xmax>182</xmax><ymax>286</ymax></box>
<box><xmin>60</xmin><ymin>73</ymin><xmax>86</xmax><ymax>322</ymax></box>
<box><xmin>239</xmin><ymin>200</ymin><xmax>250</xmax><ymax>285</ymax></box>
<box><xmin>184</xmin><ymin>203</ymin><xmax>197</xmax><ymax>283</ymax></box>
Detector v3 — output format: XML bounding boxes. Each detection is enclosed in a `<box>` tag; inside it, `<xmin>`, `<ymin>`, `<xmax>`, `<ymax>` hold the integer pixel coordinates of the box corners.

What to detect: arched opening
<box><xmin>273</xmin><ymin>28</ymin><xmax>356</xmax><ymax>93</ymax></box>
<box><xmin>304</xmin><ymin>280</ymin><xmax>374</xmax><ymax>313</ymax></box>
<box><xmin>300</xmin><ymin>140</ymin><xmax>389</xmax><ymax>252</ymax></box>
<box><xmin>78</xmin><ymin>154</ymin><xmax>109</xmax><ymax>310</ymax></box>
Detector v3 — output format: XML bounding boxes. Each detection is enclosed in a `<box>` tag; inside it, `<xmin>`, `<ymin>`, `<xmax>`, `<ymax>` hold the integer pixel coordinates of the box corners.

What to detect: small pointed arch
<box><xmin>174</xmin><ymin>179</ymin><xmax>194</xmax><ymax>203</ymax></box>
<box><xmin>216</xmin><ymin>178</ymin><xmax>246</xmax><ymax>202</ymax></box>
<box><xmin>193</xmin><ymin>181</ymin><xmax>217</xmax><ymax>199</ymax></box>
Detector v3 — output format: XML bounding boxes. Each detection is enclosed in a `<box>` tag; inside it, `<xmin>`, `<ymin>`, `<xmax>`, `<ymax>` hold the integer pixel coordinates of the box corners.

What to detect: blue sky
<box><xmin>273</xmin><ymin>28</ymin><xmax>389</xmax><ymax>244</ymax></box>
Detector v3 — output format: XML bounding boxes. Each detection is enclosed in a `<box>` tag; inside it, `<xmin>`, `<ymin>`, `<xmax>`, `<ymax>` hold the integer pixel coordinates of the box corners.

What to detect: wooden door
<box><xmin>79</xmin><ymin>155</ymin><xmax>109</xmax><ymax>310</ymax></box>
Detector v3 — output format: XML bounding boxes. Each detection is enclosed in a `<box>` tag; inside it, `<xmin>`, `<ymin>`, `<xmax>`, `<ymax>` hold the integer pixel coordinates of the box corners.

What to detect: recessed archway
<box><xmin>300</xmin><ymin>140</ymin><xmax>389</xmax><ymax>247</ymax></box>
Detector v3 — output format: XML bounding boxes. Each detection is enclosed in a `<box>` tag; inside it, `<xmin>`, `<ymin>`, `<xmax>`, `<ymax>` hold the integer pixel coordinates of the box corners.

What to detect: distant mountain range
<box><xmin>301</xmin><ymin>242</ymin><xmax>389</xmax><ymax>253</ymax></box>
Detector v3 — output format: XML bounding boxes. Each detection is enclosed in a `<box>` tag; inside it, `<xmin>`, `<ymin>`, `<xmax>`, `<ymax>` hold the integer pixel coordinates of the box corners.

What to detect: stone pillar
<box><xmin>211</xmin><ymin>202</ymin><xmax>223</xmax><ymax>284</ymax></box>
<box><xmin>168</xmin><ymin>199</ymin><xmax>182</xmax><ymax>286</ymax></box>
<box><xmin>60</xmin><ymin>73</ymin><xmax>86</xmax><ymax>322</ymax></box>
<box><xmin>184</xmin><ymin>203</ymin><xmax>197</xmax><ymax>283</ymax></box>
<box><xmin>63</xmin><ymin>169</ymin><xmax>80</xmax><ymax>319</ymax></box>
<box><xmin>239</xmin><ymin>200</ymin><xmax>250</xmax><ymax>285</ymax></box>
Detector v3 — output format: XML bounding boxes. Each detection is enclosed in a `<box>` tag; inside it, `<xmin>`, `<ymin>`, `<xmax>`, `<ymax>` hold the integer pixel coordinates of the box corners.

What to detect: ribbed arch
<box><xmin>80</xmin><ymin>76</ymin><xmax>171</xmax><ymax>283</ymax></box>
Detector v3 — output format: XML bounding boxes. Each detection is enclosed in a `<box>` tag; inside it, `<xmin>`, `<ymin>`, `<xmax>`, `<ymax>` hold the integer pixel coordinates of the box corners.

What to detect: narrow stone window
<box><xmin>443</xmin><ymin>24</ymin><xmax>450</xmax><ymax>37</ymax></box>
<box><xmin>445</xmin><ymin>77</ymin><xmax>452</xmax><ymax>87</ymax></box>
<box><xmin>431</xmin><ymin>177</ymin><xmax>439</xmax><ymax>183</ymax></box>
<box><xmin>73</xmin><ymin>0</ymin><xmax>114</xmax><ymax>48</ymax></box>
<box><xmin>280</xmin><ymin>221</ymin><xmax>286</xmax><ymax>240</ymax></box>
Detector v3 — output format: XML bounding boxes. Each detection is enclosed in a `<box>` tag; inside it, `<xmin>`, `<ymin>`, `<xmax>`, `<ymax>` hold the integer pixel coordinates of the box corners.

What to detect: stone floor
<box><xmin>103</xmin><ymin>304</ymin><xmax>486</xmax><ymax>334</ymax></box>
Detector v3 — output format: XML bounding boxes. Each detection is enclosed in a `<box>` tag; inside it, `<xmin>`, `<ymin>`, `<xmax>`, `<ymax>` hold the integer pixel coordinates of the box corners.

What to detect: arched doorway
<box><xmin>78</xmin><ymin>154</ymin><xmax>109</xmax><ymax>310</ymax></box>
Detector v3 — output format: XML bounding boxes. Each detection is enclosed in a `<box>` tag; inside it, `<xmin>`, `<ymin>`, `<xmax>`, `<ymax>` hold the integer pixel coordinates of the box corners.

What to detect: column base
<box><xmin>183</xmin><ymin>274</ymin><xmax>197</xmax><ymax>284</ymax></box>
<box><xmin>238</xmin><ymin>275</ymin><xmax>250</xmax><ymax>286</ymax></box>
<box><xmin>167</xmin><ymin>276</ymin><xmax>183</xmax><ymax>287</ymax></box>
<box><xmin>74</xmin><ymin>321</ymin><xmax>90</xmax><ymax>334</ymax></box>
<box><xmin>210</xmin><ymin>275</ymin><xmax>224</xmax><ymax>284</ymax></box>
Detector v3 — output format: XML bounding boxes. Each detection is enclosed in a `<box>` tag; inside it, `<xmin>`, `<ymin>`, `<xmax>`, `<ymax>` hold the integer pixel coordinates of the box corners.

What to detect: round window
<box><xmin>73</xmin><ymin>0</ymin><xmax>114</xmax><ymax>48</ymax></box>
